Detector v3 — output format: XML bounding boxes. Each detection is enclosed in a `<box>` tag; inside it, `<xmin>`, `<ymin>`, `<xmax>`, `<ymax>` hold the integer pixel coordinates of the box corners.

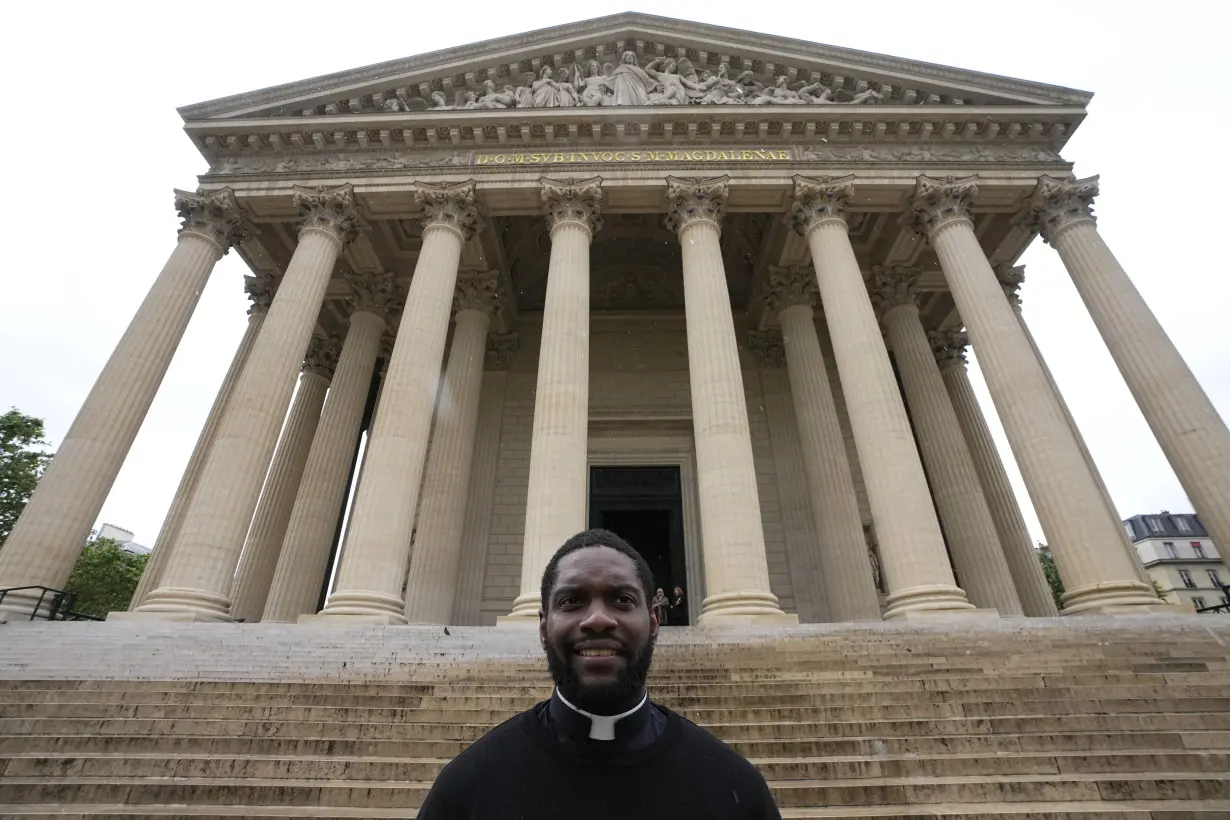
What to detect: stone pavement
<box><xmin>0</xmin><ymin>616</ymin><xmax>1228</xmax><ymax>818</ymax></box>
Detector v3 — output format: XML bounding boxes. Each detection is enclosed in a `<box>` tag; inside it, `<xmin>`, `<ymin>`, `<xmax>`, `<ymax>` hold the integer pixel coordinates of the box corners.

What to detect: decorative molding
<box><xmin>302</xmin><ymin>335</ymin><xmax>342</xmax><ymax>379</ymax></box>
<box><xmin>592</xmin><ymin>268</ymin><xmax>683</xmax><ymax>311</ymax></box>
<box><xmin>790</xmin><ymin>174</ymin><xmax>855</xmax><ymax>235</ymax></box>
<box><xmin>1020</xmin><ymin>174</ymin><xmax>1098</xmax><ymax>243</ymax></box>
<box><xmin>908</xmin><ymin>174</ymin><xmax>979</xmax><ymax>237</ymax></box>
<box><xmin>929</xmin><ymin>328</ymin><xmax>969</xmax><ymax>371</ymax></box>
<box><xmin>995</xmin><ymin>264</ymin><xmax>1026</xmax><ymax>310</ymax></box>
<box><xmin>745</xmin><ymin>329</ymin><xmax>786</xmax><ymax>369</ymax></box>
<box><xmin>344</xmin><ymin>270</ymin><xmax>397</xmax><ymax>320</ymax></box>
<box><xmin>764</xmin><ymin>265</ymin><xmax>817</xmax><ymax>316</ymax></box>
<box><xmin>243</xmin><ymin>272</ymin><xmax>277</xmax><ymax>316</ymax></box>
<box><xmin>540</xmin><ymin>176</ymin><xmax>604</xmax><ymax>235</ymax></box>
<box><xmin>866</xmin><ymin>265</ymin><xmax>920</xmax><ymax>318</ymax></box>
<box><xmin>454</xmin><ymin>270</ymin><xmax>503</xmax><ymax>317</ymax></box>
<box><xmin>292</xmin><ymin>183</ymin><xmax>360</xmax><ymax>245</ymax></box>
<box><xmin>798</xmin><ymin>144</ymin><xmax>1062</xmax><ymax>164</ymax></box>
<box><xmin>174</xmin><ymin>188</ymin><xmax>246</xmax><ymax>253</ymax></box>
<box><xmin>664</xmin><ymin>175</ymin><xmax>729</xmax><ymax>234</ymax></box>
<box><xmin>485</xmin><ymin>331</ymin><xmax>520</xmax><ymax>369</ymax></box>
<box><xmin>415</xmin><ymin>180</ymin><xmax>481</xmax><ymax>240</ymax></box>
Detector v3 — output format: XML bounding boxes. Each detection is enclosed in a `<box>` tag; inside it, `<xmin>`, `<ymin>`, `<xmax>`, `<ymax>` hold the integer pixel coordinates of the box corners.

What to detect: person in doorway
<box><xmin>417</xmin><ymin>528</ymin><xmax>780</xmax><ymax>819</ymax></box>
<box><xmin>652</xmin><ymin>587</ymin><xmax>671</xmax><ymax>625</ymax></box>
<box><xmin>671</xmin><ymin>584</ymin><xmax>686</xmax><ymax>623</ymax></box>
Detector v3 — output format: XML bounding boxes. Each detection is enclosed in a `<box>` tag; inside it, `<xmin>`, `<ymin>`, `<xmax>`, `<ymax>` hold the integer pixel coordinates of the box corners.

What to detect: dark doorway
<box><xmin>588</xmin><ymin>466</ymin><xmax>688</xmax><ymax>625</ymax></box>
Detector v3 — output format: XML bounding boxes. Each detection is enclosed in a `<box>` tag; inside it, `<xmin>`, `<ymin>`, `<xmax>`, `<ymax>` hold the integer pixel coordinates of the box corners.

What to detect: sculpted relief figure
<box><xmin>748</xmin><ymin>75</ymin><xmax>802</xmax><ymax>105</ymax></box>
<box><xmin>577</xmin><ymin>60</ymin><xmax>611</xmax><ymax>106</ymax></box>
<box><xmin>644</xmin><ymin>58</ymin><xmax>689</xmax><ymax>105</ymax></box>
<box><xmin>531</xmin><ymin>65</ymin><xmax>578</xmax><ymax>108</ymax></box>
<box><xmin>798</xmin><ymin>80</ymin><xmax>836</xmax><ymax>104</ymax></box>
<box><xmin>475</xmin><ymin>79</ymin><xmax>515</xmax><ymax>109</ymax></box>
<box><xmin>607</xmin><ymin>50</ymin><xmax>655</xmax><ymax>106</ymax></box>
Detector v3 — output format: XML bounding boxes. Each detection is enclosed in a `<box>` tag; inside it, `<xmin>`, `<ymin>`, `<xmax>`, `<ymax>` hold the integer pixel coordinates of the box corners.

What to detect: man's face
<box><xmin>540</xmin><ymin>546</ymin><xmax>659</xmax><ymax>714</ymax></box>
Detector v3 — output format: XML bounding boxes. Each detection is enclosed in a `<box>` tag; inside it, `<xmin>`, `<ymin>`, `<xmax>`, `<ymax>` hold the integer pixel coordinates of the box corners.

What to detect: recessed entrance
<box><xmin>588</xmin><ymin>466</ymin><xmax>689</xmax><ymax>625</ymax></box>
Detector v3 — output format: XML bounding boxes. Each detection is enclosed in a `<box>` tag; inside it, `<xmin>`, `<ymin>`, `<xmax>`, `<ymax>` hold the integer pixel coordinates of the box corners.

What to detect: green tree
<box><xmin>1037</xmin><ymin>547</ymin><xmax>1065</xmax><ymax>609</ymax></box>
<box><xmin>0</xmin><ymin>409</ymin><xmax>53</xmax><ymax>547</ymax></box>
<box><xmin>63</xmin><ymin>536</ymin><xmax>148</xmax><ymax>618</ymax></box>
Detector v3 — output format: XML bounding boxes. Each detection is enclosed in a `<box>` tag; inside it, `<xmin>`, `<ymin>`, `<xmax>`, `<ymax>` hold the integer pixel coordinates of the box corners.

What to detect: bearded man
<box><xmin>416</xmin><ymin>528</ymin><xmax>780</xmax><ymax>819</ymax></box>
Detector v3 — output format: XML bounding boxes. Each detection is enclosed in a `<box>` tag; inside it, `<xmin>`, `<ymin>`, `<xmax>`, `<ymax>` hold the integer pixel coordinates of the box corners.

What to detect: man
<box><xmin>417</xmin><ymin>528</ymin><xmax>781</xmax><ymax>819</ymax></box>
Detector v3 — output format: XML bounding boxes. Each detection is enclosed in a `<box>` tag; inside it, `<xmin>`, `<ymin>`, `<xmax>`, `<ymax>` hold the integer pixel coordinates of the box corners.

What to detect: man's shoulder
<box><xmin>665</xmin><ymin>706</ymin><xmax>761</xmax><ymax>773</ymax></box>
<box><xmin>439</xmin><ymin>705</ymin><xmax>538</xmax><ymax>771</ymax></box>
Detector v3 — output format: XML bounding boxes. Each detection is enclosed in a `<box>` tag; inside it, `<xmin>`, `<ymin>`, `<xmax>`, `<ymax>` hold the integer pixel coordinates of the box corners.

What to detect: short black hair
<box><xmin>539</xmin><ymin>528</ymin><xmax>656</xmax><ymax>612</ymax></box>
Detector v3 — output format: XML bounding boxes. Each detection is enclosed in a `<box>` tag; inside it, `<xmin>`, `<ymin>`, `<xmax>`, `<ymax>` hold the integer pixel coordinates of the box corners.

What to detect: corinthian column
<box><xmin>910</xmin><ymin>175</ymin><xmax>1156</xmax><ymax>614</ymax></box>
<box><xmin>931</xmin><ymin>330</ymin><xmax>1058</xmax><ymax>617</ymax></box>
<box><xmin>766</xmin><ymin>265</ymin><xmax>881</xmax><ymax>621</ymax></box>
<box><xmin>504</xmin><ymin>178</ymin><xmax>602</xmax><ymax>621</ymax></box>
<box><xmin>320</xmin><ymin>181</ymin><xmax>479</xmax><ymax>622</ymax></box>
<box><xmin>262</xmin><ymin>272</ymin><xmax>392</xmax><ymax>623</ymax></box>
<box><xmin>665</xmin><ymin>176</ymin><xmax>793</xmax><ymax>625</ymax></box>
<box><xmin>405</xmin><ymin>272</ymin><xmax>501</xmax><ymax>623</ymax></box>
<box><xmin>0</xmin><ymin>190</ymin><xmax>245</xmax><ymax>618</ymax></box>
<box><xmin>1023</xmin><ymin>175</ymin><xmax>1230</xmax><ymax>554</ymax></box>
<box><xmin>131</xmin><ymin>273</ymin><xmax>275</xmax><ymax>608</ymax></box>
<box><xmin>791</xmin><ymin>176</ymin><xmax>972</xmax><ymax>618</ymax></box>
<box><xmin>130</xmin><ymin>184</ymin><xmax>359</xmax><ymax>621</ymax></box>
<box><xmin>869</xmin><ymin>267</ymin><xmax>1021</xmax><ymax>615</ymax></box>
<box><xmin>228</xmin><ymin>337</ymin><xmax>337</xmax><ymax>621</ymax></box>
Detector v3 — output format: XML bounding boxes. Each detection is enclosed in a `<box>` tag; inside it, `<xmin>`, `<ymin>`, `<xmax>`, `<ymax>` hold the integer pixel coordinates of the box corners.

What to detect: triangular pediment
<box><xmin>180</xmin><ymin>13</ymin><xmax>1090</xmax><ymax>122</ymax></box>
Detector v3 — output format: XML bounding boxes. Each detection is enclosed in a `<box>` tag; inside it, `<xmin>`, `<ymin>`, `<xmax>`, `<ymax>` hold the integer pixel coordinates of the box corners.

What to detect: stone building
<box><xmin>3</xmin><ymin>12</ymin><xmax>1228</xmax><ymax>627</ymax></box>
<box><xmin>1124</xmin><ymin>512</ymin><xmax>1229</xmax><ymax>610</ymax></box>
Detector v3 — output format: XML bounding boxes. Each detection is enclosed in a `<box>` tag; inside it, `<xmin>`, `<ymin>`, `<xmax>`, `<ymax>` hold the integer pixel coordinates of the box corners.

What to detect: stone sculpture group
<box><xmin>382</xmin><ymin>52</ymin><xmax>886</xmax><ymax>111</ymax></box>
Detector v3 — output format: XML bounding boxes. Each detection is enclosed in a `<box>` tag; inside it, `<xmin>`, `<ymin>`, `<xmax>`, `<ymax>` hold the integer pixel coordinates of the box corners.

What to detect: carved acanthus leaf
<box><xmin>1019</xmin><ymin>175</ymin><xmax>1099</xmax><ymax>243</ymax></box>
<box><xmin>790</xmin><ymin>175</ymin><xmax>855</xmax><ymax>235</ymax></box>
<box><xmin>485</xmin><ymin>332</ymin><xmax>520</xmax><ymax>370</ymax></box>
<box><xmin>908</xmin><ymin>175</ymin><xmax>979</xmax><ymax>236</ymax></box>
<box><xmin>995</xmin><ymin>264</ymin><xmax>1026</xmax><ymax>310</ymax></box>
<box><xmin>243</xmin><ymin>272</ymin><xmax>278</xmax><ymax>316</ymax></box>
<box><xmin>415</xmin><ymin>180</ymin><xmax>481</xmax><ymax>240</ymax></box>
<box><xmin>344</xmin><ymin>270</ymin><xmax>397</xmax><ymax>320</ymax></box>
<box><xmin>929</xmin><ymin>329</ymin><xmax>969</xmax><ymax>370</ymax></box>
<box><xmin>454</xmin><ymin>271</ymin><xmax>503</xmax><ymax>316</ymax></box>
<box><xmin>664</xmin><ymin>175</ymin><xmax>729</xmax><ymax>234</ymax></box>
<box><xmin>745</xmin><ymin>329</ymin><xmax>786</xmax><ymax>369</ymax></box>
<box><xmin>866</xmin><ymin>265</ymin><xmax>920</xmax><ymax>318</ymax></box>
<box><xmin>540</xmin><ymin>176</ymin><xmax>604</xmax><ymax>235</ymax></box>
<box><xmin>765</xmin><ymin>265</ymin><xmax>817</xmax><ymax>315</ymax></box>
<box><xmin>293</xmin><ymin>184</ymin><xmax>360</xmax><ymax>245</ymax></box>
<box><xmin>302</xmin><ymin>335</ymin><xmax>342</xmax><ymax>379</ymax></box>
<box><xmin>175</xmin><ymin>187</ymin><xmax>247</xmax><ymax>253</ymax></box>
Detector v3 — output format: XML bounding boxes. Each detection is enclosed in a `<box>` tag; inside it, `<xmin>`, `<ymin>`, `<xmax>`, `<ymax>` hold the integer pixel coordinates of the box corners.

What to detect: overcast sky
<box><xmin>1</xmin><ymin>1</ymin><xmax>1226</xmax><ymax>550</ymax></box>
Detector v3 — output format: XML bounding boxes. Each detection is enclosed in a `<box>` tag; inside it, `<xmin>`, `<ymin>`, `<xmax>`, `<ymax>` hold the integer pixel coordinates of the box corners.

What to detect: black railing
<box><xmin>1196</xmin><ymin>601</ymin><xmax>1230</xmax><ymax>614</ymax></box>
<box><xmin>0</xmin><ymin>586</ymin><xmax>103</xmax><ymax>621</ymax></box>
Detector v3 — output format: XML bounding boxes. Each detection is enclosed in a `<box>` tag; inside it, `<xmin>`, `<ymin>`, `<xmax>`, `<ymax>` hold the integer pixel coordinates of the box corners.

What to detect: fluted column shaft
<box><xmin>405</xmin><ymin>306</ymin><xmax>492</xmax><ymax>623</ymax></box>
<box><xmin>322</xmin><ymin>181</ymin><xmax>478</xmax><ymax>622</ymax></box>
<box><xmin>1036</xmin><ymin>183</ymin><xmax>1230</xmax><ymax>554</ymax></box>
<box><xmin>263</xmin><ymin>310</ymin><xmax>385</xmax><ymax>623</ymax></box>
<box><xmin>133</xmin><ymin>185</ymin><xmax>357</xmax><ymax>621</ymax></box>
<box><xmin>937</xmin><ymin>350</ymin><xmax>1058</xmax><ymax>616</ymax></box>
<box><xmin>131</xmin><ymin>298</ymin><xmax>267</xmax><ymax>608</ymax></box>
<box><xmin>666</xmin><ymin>177</ymin><xmax>792</xmax><ymax>625</ymax></box>
<box><xmin>914</xmin><ymin>176</ymin><xmax>1155</xmax><ymax>614</ymax></box>
<box><xmin>792</xmin><ymin>176</ymin><xmax>972</xmax><ymax>618</ymax></box>
<box><xmin>229</xmin><ymin>366</ymin><xmax>330</xmax><ymax>621</ymax></box>
<box><xmin>778</xmin><ymin>303</ymin><xmax>882</xmax><ymax>621</ymax></box>
<box><xmin>0</xmin><ymin>191</ymin><xmax>243</xmax><ymax>617</ymax></box>
<box><xmin>879</xmin><ymin>300</ymin><xmax>1022</xmax><ymax>614</ymax></box>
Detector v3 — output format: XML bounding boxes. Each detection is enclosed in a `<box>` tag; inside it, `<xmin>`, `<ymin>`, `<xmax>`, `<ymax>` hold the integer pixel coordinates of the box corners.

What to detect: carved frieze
<box><xmin>908</xmin><ymin>175</ymin><xmax>979</xmax><ymax>237</ymax></box>
<box><xmin>929</xmin><ymin>329</ymin><xmax>969</xmax><ymax>371</ymax></box>
<box><xmin>798</xmin><ymin>145</ymin><xmax>1062</xmax><ymax>164</ymax></box>
<box><xmin>415</xmin><ymin>180</ymin><xmax>481</xmax><ymax>240</ymax></box>
<box><xmin>540</xmin><ymin>177</ymin><xmax>604</xmax><ymax>235</ymax></box>
<box><xmin>1019</xmin><ymin>175</ymin><xmax>1098</xmax><ymax>243</ymax></box>
<box><xmin>175</xmin><ymin>188</ymin><xmax>246</xmax><ymax>253</ymax></box>
<box><xmin>293</xmin><ymin>184</ymin><xmax>361</xmax><ymax>245</ymax></box>
<box><xmin>664</xmin><ymin>175</ymin><xmax>729</xmax><ymax>234</ymax></box>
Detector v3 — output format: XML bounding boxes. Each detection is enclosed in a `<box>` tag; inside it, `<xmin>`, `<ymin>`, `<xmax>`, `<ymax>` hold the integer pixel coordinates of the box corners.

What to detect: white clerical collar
<box><xmin>554</xmin><ymin>688</ymin><xmax>648</xmax><ymax>741</ymax></box>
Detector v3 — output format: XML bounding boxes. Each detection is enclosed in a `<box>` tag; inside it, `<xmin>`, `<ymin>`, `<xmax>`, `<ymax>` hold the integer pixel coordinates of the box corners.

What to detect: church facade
<box><xmin>4</xmin><ymin>13</ymin><xmax>1227</xmax><ymax>627</ymax></box>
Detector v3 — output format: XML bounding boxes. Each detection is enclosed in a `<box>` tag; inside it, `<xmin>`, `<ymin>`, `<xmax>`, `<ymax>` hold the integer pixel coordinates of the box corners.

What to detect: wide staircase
<box><xmin>0</xmin><ymin>616</ymin><xmax>1228</xmax><ymax>818</ymax></box>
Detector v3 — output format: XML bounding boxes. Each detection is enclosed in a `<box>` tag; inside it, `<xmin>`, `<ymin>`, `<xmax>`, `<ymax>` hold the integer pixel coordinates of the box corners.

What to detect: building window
<box><xmin>1147</xmin><ymin>517</ymin><xmax>1163</xmax><ymax>533</ymax></box>
<box><xmin>1193</xmin><ymin>542</ymin><xmax>1207</xmax><ymax>559</ymax></box>
<box><xmin>1193</xmin><ymin>597</ymin><xmax>1205</xmax><ymax>609</ymax></box>
<box><xmin>1179</xmin><ymin>569</ymin><xmax>1196</xmax><ymax>588</ymax></box>
<box><xmin>1164</xmin><ymin>542</ymin><xmax>1179</xmax><ymax>559</ymax></box>
<box><xmin>1176</xmin><ymin>517</ymin><xmax>1192</xmax><ymax>533</ymax></box>
<box><xmin>1209</xmin><ymin>570</ymin><xmax>1223</xmax><ymax>588</ymax></box>
<box><xmin>1124</xmin><ymin>521</ymin><xmax>1135</xmax><ymax>539</ymax></box>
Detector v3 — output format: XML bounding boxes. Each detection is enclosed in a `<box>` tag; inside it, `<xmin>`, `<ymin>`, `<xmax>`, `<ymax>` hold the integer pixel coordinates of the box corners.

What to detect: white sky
<box><xmin>1</xmin><ymin>1</ymin><xmax>1226</xmax><ymax>550</ymax></box>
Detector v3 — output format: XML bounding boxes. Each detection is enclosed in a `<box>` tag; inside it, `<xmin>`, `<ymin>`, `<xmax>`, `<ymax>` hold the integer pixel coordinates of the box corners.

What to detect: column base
<box><xmin>502</xmin><ymin>592</ymin><xmax>542</xmax><ymax>623</ymax></box>
<box><xmin>108</xmin><ymin>609</ymin><xmax>218</xmax><ymax>623</ymax></box>
<box><xmin>299</xmin><ymin>612</ymin><xmax>406</xmax><ymax>625</ymax></box>
<box><xmin>696</xmin><ymin>589</ymin><xmax>797</xmax><ymax>627</ymax></box>
<box><xmin>316</xmin><ymin>590</ymin><xmax>408</xmax><ymax>624</ymax></box>
<box><xmin>891</xmin><ymin>607</ymin><xmax>1000</xmax><ymax>622</ymax></box>
<box><xmin>883</xmin><ymin>584</ymin><xmax>976</xmax><ymax>619</ymax></box>
<box><xmin>1065</xmin><ymin>602</ymin><xmax>1196</xmax><ymax>617</ymax></box>
<box><xmin>1060</xmin><ymin>580</ymin><xmax>1165</xmax><ymax>615</ymax></box>
<box><xmin>128</xmin><ymin>587</ymin><xmax>232</xmax><ymax>622</ymax></box>
<box><xmin>495</xmin><ymin>614</ymin><xmax>541</xmax><ymax>628</ymax></box>
<box><xmin>696</xmin><ymin>610</ymin><xmax>799</xmax><ymax>628</ymax></box>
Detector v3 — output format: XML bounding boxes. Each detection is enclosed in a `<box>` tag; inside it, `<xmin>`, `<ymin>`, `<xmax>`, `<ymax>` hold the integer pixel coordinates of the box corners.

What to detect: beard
<box><xmin>545</xmin><ymin>633</ymin><xmax>656</xmax><ymax>715</ymax></box>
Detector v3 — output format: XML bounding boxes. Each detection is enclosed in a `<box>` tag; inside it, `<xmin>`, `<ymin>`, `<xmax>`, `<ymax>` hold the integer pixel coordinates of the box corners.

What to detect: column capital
<box><xmin>302</xmin><ymin>335</ymin><xmax>341</xmax><ymax>380</ymax></box>
<box><xmin>343</xmin><ymin>270</ymin><xmax>397</xmax><ymax>323</ymax></box>
<box><xmin>866</xmin><ymin>265</ymin><xmax>921</xmax><ymax>320</ymax></box>
<box><xmin>540</xmin><ymin>176</ymin><xmax>604</xmax><ymax>236</ymax></box>
<box><xmin>764</xmin><ymin>265</ymin><xmax>818</xmax><ymax>316</ymax></box>
<box><xmin>293</xmin><ymin>184</ymin><xmax>361</xmax><ymax>247</ymax></box>
<box><xmin>995</xmin><ymin>264</ymin><xmax>1026</xmax><ymax>310</ymax></box>
<box><xmin>243</xmin><ymin>272</ymin><xmax>278</xmax><ymax>317</ymax></box>
<box><xmin>790</xmin><ymin>174</ymin><xmax>856</xmax><ymax>235</ymax></box>
<box><xmin>1020</xmin><ymin>175</ymin><xmax>1099</xmax><ymax>243</ymax></box>
<box><xmin>415</xmin><ymin>180</ymin><xmax>481</xmax><ymax>241</ymax></box>
<box><xmin>745</xmin><ymin>329</ymin><xmax>786</xmax><ymax>369</ymax></box>
<box><xmin>454</xmin><ymin>270</ymin><xmax>503</xmax><ymax>317</ymax></box>
<box><xmin>908</xmin><ymin>175</ymin><xmax>979</xmax><ymax>237</ymax></box>
<box><xmin>664</xmin><ymin>175</ymin><xmax>729</xmax><ymax>235</ymax></box>
<box><xmin>174</xmin><ymin>187</ymin><xmax>247</xmax><ymax>255</ymax></box>
<box><xmin>485</xmin><ymin>331</ymin><xmax>520</xmax><ymax>370</ymax></box>
<box><xmin>929</xmin><ymin>329</ymin><xmax>969</xmax><ymax>371</ymax></box>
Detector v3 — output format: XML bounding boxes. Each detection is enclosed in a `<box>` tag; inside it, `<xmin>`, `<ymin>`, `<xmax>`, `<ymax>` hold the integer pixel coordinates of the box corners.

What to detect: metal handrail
<box><xmin>0</xmin><ymin>585</ymin><xmax>77</xmax><ymax>621</ymax></box>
